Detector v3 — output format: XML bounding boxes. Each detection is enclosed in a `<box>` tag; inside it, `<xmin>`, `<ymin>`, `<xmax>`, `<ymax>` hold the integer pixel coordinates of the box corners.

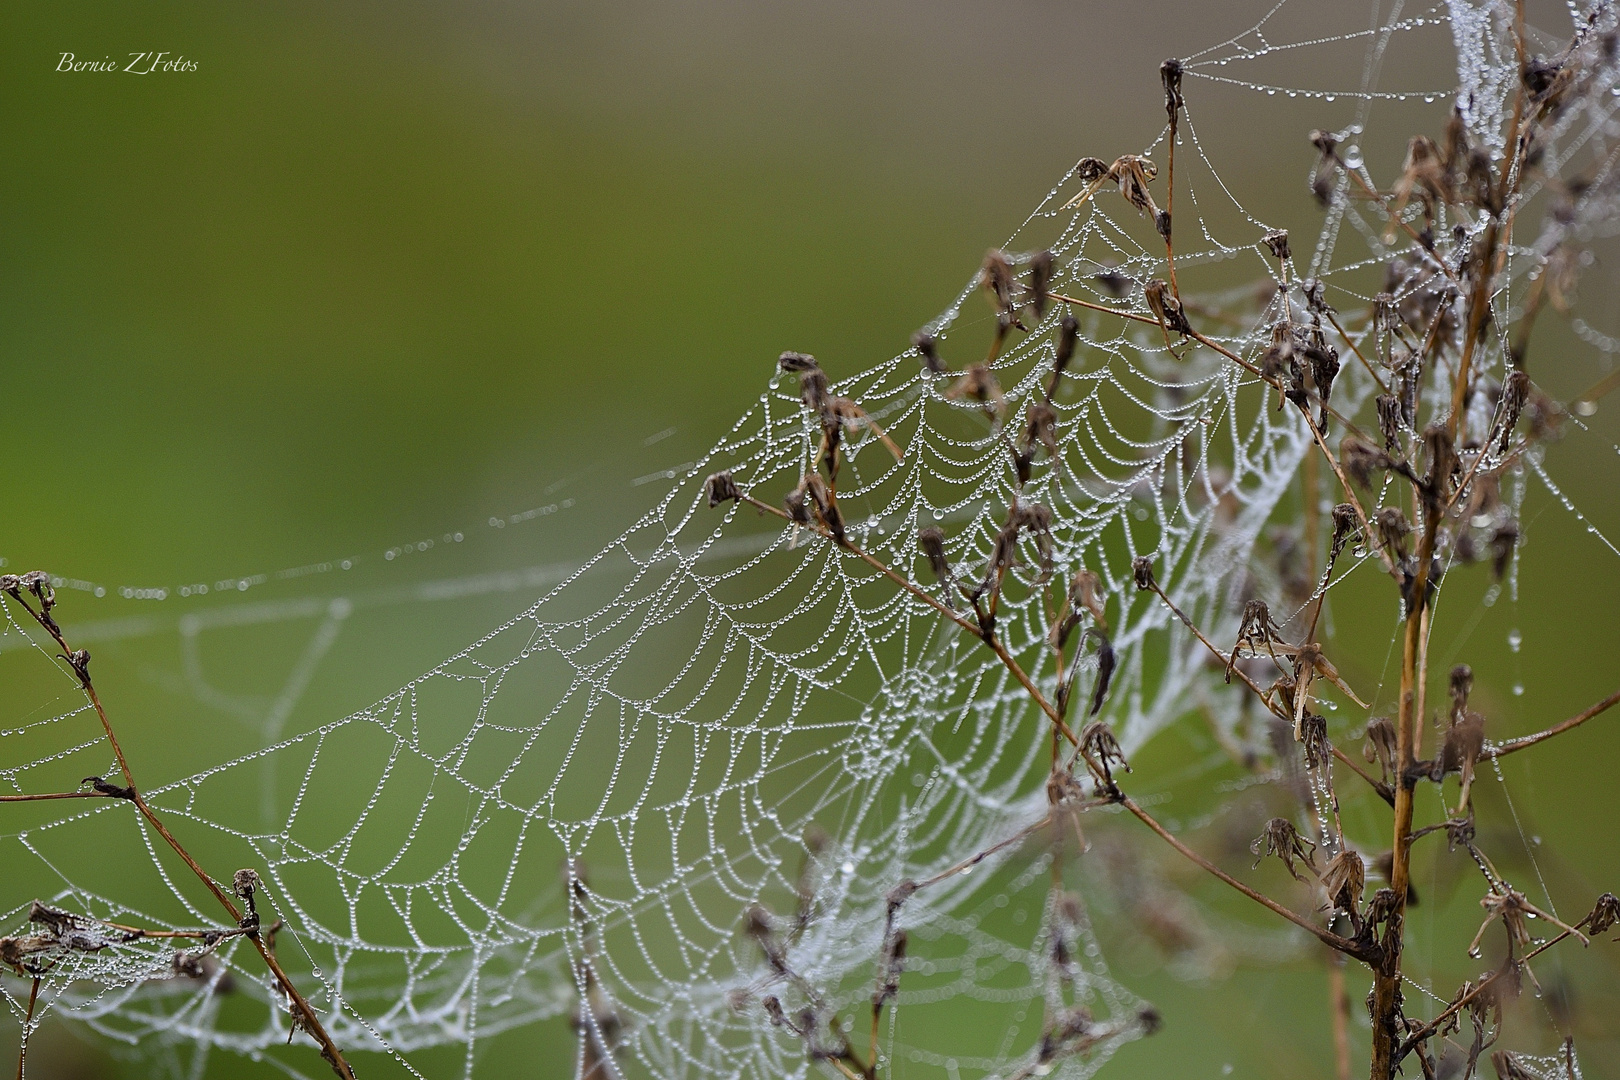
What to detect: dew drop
<box><xmin>1325</xmin><ymin>94</ymin><xmax>1336</xmax><ymax>102</ymax></box>
<box><xmin>932</xmin><ymin>508</ymin><xmax>944</xmax><ymax>520</ymax></box>
<box><xmin>1483</xmin><ymin>584</ymin><xmax>1500</xmax><ymax>606</ymax></box>
<box><xmin>1343</xmin><ymin>148</ymin><xmax>1364</xmax><ymax>169</ymax></box>
<box><xmin>1267</xmin><ymin>88</ymin><xmax>1277</xmax><ymax>96</ymax></box>
<box><xmin>1507</xmin><ymin>628</ymin><xmax>1522</xmax><ymax>652</ymax></box>
<box><xmin>1513</xmin><ymin>683</ymin><xmax>1524</xmax><ymax>696</ymax></box>
<box><xmin>1424</xmin><ymin>95</ymin><xmax>1436</xmax><ymax>103</ymax></box>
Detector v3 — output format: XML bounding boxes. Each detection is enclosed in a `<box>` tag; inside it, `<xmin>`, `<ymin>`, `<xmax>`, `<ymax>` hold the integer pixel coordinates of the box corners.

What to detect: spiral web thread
<box><xmin>3</xmin><ymin>2</ymin><xmax>1618</xmax><ymax>1077</ymax></box>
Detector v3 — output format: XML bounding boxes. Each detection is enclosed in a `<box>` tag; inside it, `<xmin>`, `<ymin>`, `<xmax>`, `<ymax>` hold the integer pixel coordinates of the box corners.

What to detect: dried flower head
<box><xmin>1250</xmin><ymin>817</ymin><xmax>1317</xmax><ymax>881</ymax></box>
<box><xmin>1339</xmin><ymin>435</ymin><xmax>1394</xmax><ymax>490</ymax></box>
<box><xmin>1448</xmin><ymin>664</ymin><xmax>1474</xmax><ymax>720</ymax></box>
<box><xmin>1320</xmin><ymin>849</ymin><xmax>1365</xmax><ymax>915</ymax></box>
<box><xmin>918</xmin><ymin>526</ymin><xmax>952</xmax><ymax>584</ymax></box>
<box><xmin>1028</xmin><ymin>249</ymin><xmax>1055</xmax><ymax>319</ymax></box>
<box><xmin>1262</xmin><ymin>229</ymin><xmax>1291</xmax><ymax>261</ymax></box>
<box><xmin>1131</xmin><ymin>556</ymin><xmax>1156</xmax><ymax>592</ymax></box>
<box><xmin>1111</xmin><ymin>155</ymin><xmax>1159</xmax><ymax>217</ymax></box>
<box><xmin>1160</xmin><ymin>58</ymin><xmax>1184</xmax><ymax>117</ymax></box>
<box><xmin>1495</xmin><ymin>369</ymin><xmax>1530</xmax><ymax>452</ymax></box>
<box><xmin>1052</xmin><ymin>308</ymin><xmax>1080</xmax><ymax>383</ymax></box>
<box><xmin>1143</xmin><ymin>278</ymin><xmax>1191</xmax><ymax>335</ymax></box>
<box><xmin>777</xmin><ymin>351</ymin><xmax>819</xmax><ymax>374</ymax></box>
<box><xmin>911</xmin><ymin>330</ymin><xmax>945</xmax><ymax>374</ymax></box>
<box><xmin>945</xmin><ymin>364</ymin><xmax>1005</xmax><ymax>418</ymax></box>
<box><xmin>1363</xmin><ymin>716</ymin><xmax>1397</xmax><ymax>779</ymax></box>
<box><xmin>1376</xmin><ymin>393</ymin><xmax>1405</xmax><ymax>450</ymax></box>
<box><xmin>1080</xmin><ymin>719</ymin><xmax>1130</xmax><ymax>791</ymax></box>
<box><xmin>804</xmin><ymin>475</ymin><xmax>844</xmax><ymax>543</ymax></box>
<box><xmin>1584</xmin><ymin>892</ymin><xmax>1620</xmax><ymax>938</ymax></box>
<box><xmin>705</xmin><ymin>471</ymin><xmax>741</xmax><ymax>508</ymax></box>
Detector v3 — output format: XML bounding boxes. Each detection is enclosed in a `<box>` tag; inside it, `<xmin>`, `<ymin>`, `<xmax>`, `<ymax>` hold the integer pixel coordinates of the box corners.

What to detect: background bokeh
<box><xmin>3</xmin><ymin>1</ymin><xmax>1617</xmax><ymax>1077</ymax></box>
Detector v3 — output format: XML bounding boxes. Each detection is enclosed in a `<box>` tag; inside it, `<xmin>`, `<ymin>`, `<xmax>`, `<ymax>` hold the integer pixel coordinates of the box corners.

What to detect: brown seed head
<box><xmin>918</xmin><ymin>526</ymin><xmax>951</xmax><ymax>583</ymax></box>
<box><xmin>911</xmin><ymin>330</ymin><xmax>944</xmax><ymax>374</ymax></box>
<box><xmin>705</xmin><ymin>471</ymin><xmax>741</xmax><ymax>508</ymax></box>
<box><xmin>778</xmin><ymin>351</ymin><xmax>819</xmax><ymax>373</ymax></box>
<box><xmin>1028</xmin><ymin>249</ymin><xmax>1055</xmax><ymax>319</ymax></box>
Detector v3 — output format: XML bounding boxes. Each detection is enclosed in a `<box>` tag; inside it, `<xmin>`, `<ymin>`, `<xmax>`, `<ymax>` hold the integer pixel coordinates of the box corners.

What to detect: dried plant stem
<box><xmin>1325</xmin><ymin>311</ymin><xmax>1390</xmax><ymax>396</ymax></box>
<box><xmin>914</xmin><ymin>814</ymin><xmax>1056</xmax><ymax>892</ymax></box>
<box><xmin>2</xmin><ymin>598</ymin><xmax>355</xmax><ymax>1080</ymax></box>
<box><xmin>1329</xmin><ymin>954</ymin><xmax>1352</xmax><ymax>1080</ymax></box>
<box><xmin>1369</xmin><ymin>512</ymin><xmax>1439</xmax><ymax>1077</ymax></box>
<box><xmin>15</xmin><ymin>977</ymin><xmax>38</xmax><ymax>1080</ymax></box>
<box><xmin>1049</xmin><ymin>293</ymin><xmax>1160</xmax><ymax>327</ymax></box>
<box><xmin>1489</xmin><ymin>688</ymin><xmax>1620</xmax><ymax>757</ymax></box>
<box><xmin>0</xmin><ymin>792</ymin><xmax>108</xmax><ymax>803</ymax></box>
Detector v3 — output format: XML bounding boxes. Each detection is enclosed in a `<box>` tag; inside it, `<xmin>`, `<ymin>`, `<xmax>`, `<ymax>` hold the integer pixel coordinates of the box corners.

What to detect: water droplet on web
<box><xmin>1424</xmin><ymin>95</ymin><xmax>1436</xmax><ymax>103</ymax></box>
<box><xmin>841</xmin><ymin>861</ymin><xmax>855</xmax><ymax>875</ymax></box>
<box><xmin>1483</xmin><ymin>584</ymin><xmax>1499</xmax><ymax>606</ymax></box>
<box><xmin>1325</xmin><ymin>95</ymin><xmax>1336</xmax><ymax>102</ymax></box>
<box><xmin>1507</xmin><ymin>628</ymin><xmax>1522</xmax><ymax>652</ymax></box>
<box><xmin>1267</xmin><ymin>88</ymin><xmax>1277</xmax><ymax>96</ymax></box>
<box><xmin>931</xmin><ymin>508</ymin><xmax>943</xmax><ymax>520</ymax></box>
<box><xmin>1342</xmin><ymin>148</ymin><xmax>1364</xmax><ymax>169</ymax></box>
<box><xmin>1513</xmin><ymin>683</ymin><xmax>1524</xmax><ymax>696</ymax></box>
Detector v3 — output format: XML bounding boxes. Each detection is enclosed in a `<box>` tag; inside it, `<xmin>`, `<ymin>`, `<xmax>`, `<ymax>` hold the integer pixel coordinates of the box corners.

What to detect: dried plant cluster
<box><xmin>693</xmin><ymin>13</ymin><xmax>1620</xmax><ymax>1080</ymax></box>
<box><xmin>0</xmin><ymin>573</ymin><xmax>355</xmax><ymax>1079</ymax></box>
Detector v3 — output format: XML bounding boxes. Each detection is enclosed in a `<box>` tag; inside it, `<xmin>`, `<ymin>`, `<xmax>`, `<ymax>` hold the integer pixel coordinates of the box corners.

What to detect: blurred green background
<box><xmin>3</xmin><ymin>1</ymin><xmax>1618</xmax><ymax>1077</ymax></box>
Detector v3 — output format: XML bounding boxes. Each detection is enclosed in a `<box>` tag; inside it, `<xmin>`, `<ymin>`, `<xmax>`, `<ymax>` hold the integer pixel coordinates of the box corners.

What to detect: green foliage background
<box><xmin>2</xmin><ymin>2</ymin><xmax>1617</xmax><ymax>1077</ymax></box>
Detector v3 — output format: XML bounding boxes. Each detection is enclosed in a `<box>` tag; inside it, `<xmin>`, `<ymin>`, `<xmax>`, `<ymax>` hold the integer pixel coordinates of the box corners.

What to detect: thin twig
<box><xmin>0</xmin><ymin>595</ymin><xmax>356</xmax><ymax>1080</ymax></box>
<box><xmin>1489</xmin><ymin>688</ymin><xmax>1620</xmax><ymax>757</ymax></box>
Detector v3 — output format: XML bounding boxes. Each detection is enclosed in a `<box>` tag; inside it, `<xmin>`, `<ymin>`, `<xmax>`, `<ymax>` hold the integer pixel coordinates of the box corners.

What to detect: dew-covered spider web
<box><xmin>4</xmin><ymin>2</ymin><xmax>1620</xmax><ymax>1078</ymax></box>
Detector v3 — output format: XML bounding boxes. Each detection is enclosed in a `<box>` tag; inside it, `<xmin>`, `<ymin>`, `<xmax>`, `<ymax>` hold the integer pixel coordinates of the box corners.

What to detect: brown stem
<box><xmin>1049</xmin><ymin>292</ymin><xmax>1160</xmax><ymax>327</ymax></box>
<box><xmin>1329</xmin><ymin>953</ymin><xmax>1352</xmax><ymax>1080</ymax></box>
<box><xmin>0</xmin><ymin>792</ymin><xmax>108</xmax><ymax>803</ymax></box>
<box><xmin>1370</xmin><ymin>509</ymin><xmax>1439</xmax><ymax>1078</ymax></box>
<box><xmin>1</xmin><ymin>597</ymin><xmax>356</xmax><ymax>1080</ymax></box>
<box><xmin>1489</xmin><ymin>688</ymin><xmax>1620</xmax><ymax>757</ymax></box>
<box><xmin>16</xmin><ymin>977</ymin><xmax>39</xmax><ymax>1080</ymax></box>
<box><xmin>1325</xmin><ymin>311</ymin><xmax>1391</xmax><ymax>396</ymax></box>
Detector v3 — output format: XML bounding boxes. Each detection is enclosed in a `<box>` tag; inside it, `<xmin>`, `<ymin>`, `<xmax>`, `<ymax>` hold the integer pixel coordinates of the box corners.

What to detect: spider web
<box><xmin>4</xmin><ymin>2</ymin><xmax>1619</xmax><ymax>1077</ymax></box>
